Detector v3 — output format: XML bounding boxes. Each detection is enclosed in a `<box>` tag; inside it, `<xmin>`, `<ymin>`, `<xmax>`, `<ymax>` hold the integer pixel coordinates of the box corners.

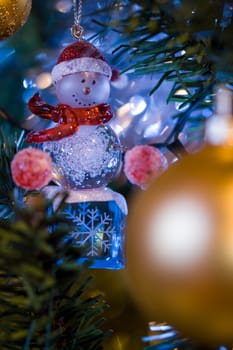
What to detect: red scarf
<box><xmin>26</xmin><ymin>92</ymin><xmax>113</xmax><ymax>143</ymax></box>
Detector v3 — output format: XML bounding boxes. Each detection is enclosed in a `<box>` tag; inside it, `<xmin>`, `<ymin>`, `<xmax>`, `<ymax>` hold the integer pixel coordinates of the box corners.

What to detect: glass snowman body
<box><xmin>43</xmin><ymin>71</ymin><xmax>127</xmax><ymax>269</ymax></box>
<box><xmin>44</xmin><ymin>124</ymin><xmax>122</xmax><ymax>190</ymax></box>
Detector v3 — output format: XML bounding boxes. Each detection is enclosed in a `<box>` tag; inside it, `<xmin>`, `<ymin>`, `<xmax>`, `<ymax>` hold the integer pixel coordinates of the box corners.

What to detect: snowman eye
<box><xmin>92</xmin><ymin>80</ymin><xmax>96</xmax><ymax>85</ymax></box>
<box><xmin>81</xmin><ymin>79</ymin><xmax>85</xmax><ymax>83</ymax></box>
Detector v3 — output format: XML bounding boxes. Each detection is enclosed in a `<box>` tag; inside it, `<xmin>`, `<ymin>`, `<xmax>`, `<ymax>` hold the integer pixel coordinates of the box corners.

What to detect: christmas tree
<box><xmin>0</xmin><ymin>1</ymin><xmax>232</xmax><ymax>349</ymax></box>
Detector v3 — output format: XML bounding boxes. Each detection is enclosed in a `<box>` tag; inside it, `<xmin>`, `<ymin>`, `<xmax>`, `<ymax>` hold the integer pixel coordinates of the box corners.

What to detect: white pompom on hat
<box><xmin>51</xmin><ymin>40</ymin><xmax>112</xmax><ymax>84</ymax></box>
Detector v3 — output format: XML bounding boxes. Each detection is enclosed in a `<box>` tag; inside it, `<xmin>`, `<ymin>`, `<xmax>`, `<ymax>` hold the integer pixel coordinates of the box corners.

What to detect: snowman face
<box><xmin>55</xmin><ymin>71</ymin><xmax>110</xmax><ymax>107</ymax></box>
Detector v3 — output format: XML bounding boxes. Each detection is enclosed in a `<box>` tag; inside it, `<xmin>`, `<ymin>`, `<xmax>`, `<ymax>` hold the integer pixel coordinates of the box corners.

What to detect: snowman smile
<box><xmin>71</xmin><ymin>93</ymin><xmax>96</xmax><ymax>106</ymax></box>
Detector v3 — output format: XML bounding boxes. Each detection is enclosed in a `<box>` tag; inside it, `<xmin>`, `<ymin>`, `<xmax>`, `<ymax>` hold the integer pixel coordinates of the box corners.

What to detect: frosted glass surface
<box><xmin>43</xmin><ymin>125</ymin><xmax>122</xmax><ymax>189</ymax></box>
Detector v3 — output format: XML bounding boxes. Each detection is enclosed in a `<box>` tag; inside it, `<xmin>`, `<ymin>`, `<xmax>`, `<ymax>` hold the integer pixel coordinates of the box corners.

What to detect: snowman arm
<box><xmin>28</xmin><ymin>92</ymin><xmax>68</xmax><ymax>122</ymax></box>
<box><xmin>26</xmin><ymin>107</ymin><xmax>79</xmax><ymax>143</ymax></box>
<box><xmin>26</xmin><ymin>123</ymin><xmax>79</xmax><ymax>143</ymax></box>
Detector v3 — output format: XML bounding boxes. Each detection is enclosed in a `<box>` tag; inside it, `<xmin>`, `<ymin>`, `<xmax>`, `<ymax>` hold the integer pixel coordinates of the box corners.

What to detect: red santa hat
<box><xmin>51</xmin><ymin>40</ymin><xmax>112</xmax><ymax>84</ymax></box>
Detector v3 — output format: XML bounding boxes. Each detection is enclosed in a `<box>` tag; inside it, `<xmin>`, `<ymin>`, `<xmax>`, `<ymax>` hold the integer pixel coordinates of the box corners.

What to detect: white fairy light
<box><xmin>111</xmin><ymin>74</ymin><xmax>128</xmax><ymax>89</ymax></box>
<box><xmin>175</xmin><ymin>88</ymin><xmax>190</xmax><ymax>112</ymax></box>
<box><xmin>143</xmin><ymin>123</ymin><xmax>161</xmax><ymax>139</ymax></box>
<box><xmin>147</xmin><ymin>193</ymin><xmax>214</xmax><ymax>272</ymax></box>
<box><xmin>205</xmin><ymin>85</ymin><xmax>233</xmax><ymax>145</ymax></box>
<box><xmin>36</xmin><ymin>72</ymin><xmax>52</xmax><ymax>89</ymax></box>
<box><xmin>129</xmin><ymin>95</ymin><xmax>147</xmax><ymax>116</ymax></box>
<box><xmin>55</xmin><ymin>0</ymin><xmax>73</xmax><ymax>13</ymax></box>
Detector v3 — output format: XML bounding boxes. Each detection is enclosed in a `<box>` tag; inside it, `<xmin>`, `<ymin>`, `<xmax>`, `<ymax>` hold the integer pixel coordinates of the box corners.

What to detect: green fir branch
<box><xmin>97</xmin><ymin>0</ymin><xmax>232</xmax><ymax>137</ymax></box>
<box><xmin>0</xmin><ymin>193</ymin><xmax>109</xmax><ymax>350</ymax></box>
<box><xmin>0</xmin><ymin>123</ymin><xmax>25</xmax><ymax>221</ymax></box>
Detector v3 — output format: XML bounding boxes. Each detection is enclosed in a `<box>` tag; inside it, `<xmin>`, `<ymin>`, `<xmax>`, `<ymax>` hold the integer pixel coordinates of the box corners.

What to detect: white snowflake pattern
<box><xmin>64</xmin><ymin>203</ymin><xmax>115</xmax><ymax>256</ymax></box>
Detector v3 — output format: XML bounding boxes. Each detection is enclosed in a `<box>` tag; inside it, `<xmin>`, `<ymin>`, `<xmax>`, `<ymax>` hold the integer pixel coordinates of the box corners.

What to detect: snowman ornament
<box><xmin>26</xmin><ymin>40</ymin><xmax>127</xmax><ymax>269</ymax></box>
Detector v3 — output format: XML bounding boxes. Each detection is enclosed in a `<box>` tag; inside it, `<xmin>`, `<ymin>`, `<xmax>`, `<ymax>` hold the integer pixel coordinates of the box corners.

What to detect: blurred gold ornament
<box><xmin>126</xmin><ymin>142</ymin><xmax>233</xmax><ymax>347</ymax></box>
<box><xmin>88</xmin><ymin>269</ymin><xmax>146</xmax><ymax>350</ymax></box>
<box><xmin>0</xmin><ymin>0</ymin><xmax>32</xmax><ymax>40</ymax></box>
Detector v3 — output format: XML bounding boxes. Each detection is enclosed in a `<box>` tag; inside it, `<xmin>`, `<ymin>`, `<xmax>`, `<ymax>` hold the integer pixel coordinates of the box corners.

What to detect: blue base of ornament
<box><xmin>77</xmin><ymin>256</ymin><xmax>125</xmax><ymax>270</ymax></box>
<box><xmin>63</xmin><ymin>199</ymin><xmax>126</xmax><ymax>270</ymax></box>
<box><xmin>44</xmin><ymin>185</ymin><xmax>127</xmax><ymax>270</ymax></box>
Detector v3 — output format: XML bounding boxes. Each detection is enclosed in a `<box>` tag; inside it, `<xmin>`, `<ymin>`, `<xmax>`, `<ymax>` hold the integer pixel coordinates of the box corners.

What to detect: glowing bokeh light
<box><xmin>129</xmin><ymin>95</ymin><xmax>147</xmax><ymax>116</ymax></box>
<box><xmin>147</xmin><ymin>193</ymin><xmax>214</xmax><ymax>271</ymax></box>
<box><xmin>55</xmin><ymin>0</ymin><xmax>72</xmax><ymax>13</ymax></box>
<box><xmin>36</xmin><ymin>72</ymin><xmax>52</xmax><ymax>89</ymax></box>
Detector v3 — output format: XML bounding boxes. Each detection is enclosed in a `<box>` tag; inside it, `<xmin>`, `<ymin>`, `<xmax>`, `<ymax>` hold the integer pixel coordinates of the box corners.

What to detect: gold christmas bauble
<box><xmin>0</xmin><ymin>0</ymin><xmax>32</xmax><ymax>40</ymax></box>
<box><xmin>126</xmin><ymin>143</ymin><xmax>233</xmax><ymax>347</ymax></box>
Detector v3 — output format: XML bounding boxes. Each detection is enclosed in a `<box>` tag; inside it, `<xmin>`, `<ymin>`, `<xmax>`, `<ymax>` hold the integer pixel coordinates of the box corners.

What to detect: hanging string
<box><xmin>71</xmin><ymin>0</ymin><xmax>84</xmax><ymax>40</ymax></box>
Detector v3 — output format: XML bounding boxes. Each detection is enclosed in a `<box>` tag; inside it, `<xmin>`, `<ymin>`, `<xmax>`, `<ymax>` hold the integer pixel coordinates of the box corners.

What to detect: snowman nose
<box><xmin>83</xmin><ymin>87</ymin><xmax>90</xmax><ymax>95</ymax></box>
